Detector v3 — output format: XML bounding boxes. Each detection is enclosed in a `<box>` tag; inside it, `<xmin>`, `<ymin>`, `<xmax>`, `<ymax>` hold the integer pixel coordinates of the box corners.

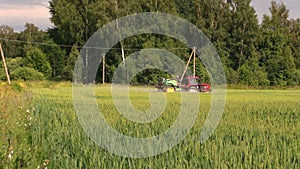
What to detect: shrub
<box><xmin>11</xmin><ymin>67</ymin><xmax>45</xmax><ymax>81</ymax></box>
<box><xmin>24</xmin><ymin>47</ymin><xmax>52</xmax><ymax>79</ymax></box>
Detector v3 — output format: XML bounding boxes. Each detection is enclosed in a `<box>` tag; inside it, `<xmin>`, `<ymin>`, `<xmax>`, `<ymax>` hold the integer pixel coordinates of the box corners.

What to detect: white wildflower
<box><xmin>27</xmin><ymin>116</ymin><xmax>32</xmax><ymax>121</ymax></box>
<box><xmin>7</xmin><ymin>150</ymin><xmax>13</xmax><ymax>160</ymax></box>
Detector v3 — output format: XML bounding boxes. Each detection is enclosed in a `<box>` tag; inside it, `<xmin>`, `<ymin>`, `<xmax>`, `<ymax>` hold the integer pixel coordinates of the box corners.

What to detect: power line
<box><xmin>0</xmin><ymin>38</ymin><xmax>79</xmax><ymax>49</ymax></box>
<box><xmin>0</xmin><ymin>38</ymin><xmax>190</xmax><ymax>51</ymax></box>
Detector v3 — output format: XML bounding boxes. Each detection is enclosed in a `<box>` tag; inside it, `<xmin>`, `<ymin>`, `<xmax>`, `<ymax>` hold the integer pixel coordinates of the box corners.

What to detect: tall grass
<box><xmin>1</xmin><ymin>85</ymin><xmax>300</xmax><ymax>168</ymax></box>
<box><xmin>0</xmin><ymin>83</ymin><xmax>34</xmax><ymax>168</ymax></box>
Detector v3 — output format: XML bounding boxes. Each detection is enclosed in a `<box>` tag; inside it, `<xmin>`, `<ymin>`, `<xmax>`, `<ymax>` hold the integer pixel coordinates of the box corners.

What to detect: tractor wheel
<box><xmin>157</xmin><ymin>89</ymin><xmax>164</xmax><ymax>92</ymax></box>
<box><xmin>166</xmin><ymin>87</ymin><xmax>175</xmax><ymax>93</ymax></box>
<box><xmin>188</xmin><ymin>87</ymin><xmax>198</xmax><ymax>93</ymax></box>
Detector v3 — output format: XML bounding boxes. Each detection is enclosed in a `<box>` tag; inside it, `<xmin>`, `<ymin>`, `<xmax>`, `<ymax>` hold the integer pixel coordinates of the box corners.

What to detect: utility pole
<box><xmin>85</xmin><ymin>49</ymin><xmax>88</xmax><ymax>85</ymax></box>
<box><xmin>180</xmin><ymin>47</ymin><xmax>197</xmax><ymax>83</ymax></box>
<box><xmin>193</xmin><ymin>47</ymin><xmax>196</xmax><ymax>77</ymax></box>
<box><xmin>180</xmin><ymin>49</ymin><xmax>195</xmax><ymax>83</ymax></box>
<box><xmin>115</xmin><ymin>0</ymin><xmax>125</xmax><ymax>65</ymax></box>
<box><xmin>102</xmin><ymin>54</ymin><xmax>105</xmax><ymax>85</ymax></box>
<box><xmin>0</xmin><ymin>42</ymin><xmax>11</xmax><ymax>85</ymax></box>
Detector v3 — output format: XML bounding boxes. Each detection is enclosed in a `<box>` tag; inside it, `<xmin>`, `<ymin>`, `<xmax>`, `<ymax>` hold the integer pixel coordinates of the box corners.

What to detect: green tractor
<box><xmin>157</xmin><ymin>78</ymin><xmax>181</xmax><ymax>92</ymax></box>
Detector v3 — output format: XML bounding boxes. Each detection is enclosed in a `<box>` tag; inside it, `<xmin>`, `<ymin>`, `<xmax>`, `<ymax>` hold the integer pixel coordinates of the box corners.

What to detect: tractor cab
<box><xmin>180</xmin><ymin>76</ymin><xmax>211</xmax><ymax>93</ymax></box>
<box><xmin>181</xmin><ymin>76</ymin><xmax>201</xmax><ymax>87</ymax></box>
<box><xmin>180</xmin><ymin>76</ymin><xmax>201</xmax><ymax>92</ymax></box>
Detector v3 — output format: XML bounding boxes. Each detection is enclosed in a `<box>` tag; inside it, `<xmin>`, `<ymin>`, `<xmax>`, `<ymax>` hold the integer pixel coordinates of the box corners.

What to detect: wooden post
<box><xmin>115</xmin><ymin>0</ymin><xmax>125</xmax><ymax>65</ymax></box>
<box><xmin>102</xmin><ymin>54</ymin><xmax>105</xmax><ymax>85</ymax></box>
<box><xmin>0</xmin><ymin>43</ymin><xmax>11</xmax><ymax>85</ymax></box>
<box><xmin>180</xmin><ymin>49</ymin><xmax>194</xmax><ymax>83</ymax></box>
<box><xmin>193</xmin><ymin>47</ymin><xmax>196</xmax><ymax>77</ymax></box>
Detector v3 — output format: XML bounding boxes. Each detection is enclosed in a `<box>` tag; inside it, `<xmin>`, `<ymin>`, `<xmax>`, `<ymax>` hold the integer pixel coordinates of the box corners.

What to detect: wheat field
<box><xmin>1</xmin><ymin>84</ymin><xmax>299</xmax><ymax>168</ymax></box>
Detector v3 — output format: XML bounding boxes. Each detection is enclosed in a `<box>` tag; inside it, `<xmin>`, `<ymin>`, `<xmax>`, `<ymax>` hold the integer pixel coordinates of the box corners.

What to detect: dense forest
<box><xmin>0</xmin><ymin>0</ymin><xmax>299</xmax><ymax>86</ymax></box>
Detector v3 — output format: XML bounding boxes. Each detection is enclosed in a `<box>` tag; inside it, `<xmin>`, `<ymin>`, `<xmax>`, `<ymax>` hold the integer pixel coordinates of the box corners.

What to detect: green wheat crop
<box><xmin>1</xmin><ymin>85</ymin><xmax>299</xmax><ymax>168</ymax></box>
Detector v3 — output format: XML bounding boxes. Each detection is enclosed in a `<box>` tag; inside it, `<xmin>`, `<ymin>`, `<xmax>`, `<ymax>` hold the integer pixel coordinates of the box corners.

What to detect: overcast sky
<box><xmin>0</xmin><ymin>0</ymin><xmax>299</xmax><ymax>32</ymax></box>
<box><xmin>0</xmin><ymin>0</ymin><xmax>50</xmax><ymax>31</ymax></box>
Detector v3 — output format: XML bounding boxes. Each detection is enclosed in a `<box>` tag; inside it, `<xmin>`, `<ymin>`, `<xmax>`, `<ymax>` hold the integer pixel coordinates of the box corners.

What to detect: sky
<box><xmin>0</xmin><ymin>0</ymin><xmax>51</xmax><ymax>31</ymax></box>
<box><xmin>251</xmin><ymin>0</ymin><xmax>300</xmax><ymax>21</ymax></box>
<box><xmin>0</xmin><ymin>0</ymin><xmax>299</xmax><ymax>32</ymax></box>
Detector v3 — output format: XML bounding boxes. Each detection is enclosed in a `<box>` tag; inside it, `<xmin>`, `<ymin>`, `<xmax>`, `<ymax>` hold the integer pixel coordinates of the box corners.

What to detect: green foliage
<box><xmin>11</xmin><ymin>82</ymin><xmax>23</xmax><ymax>92</ymax></box>
<box><xmin>289</xmin><ymin>19</ymin><xmax>300</xmax><ymax>69</ymax></box>
<box><xmin>259</xmin><ymin>1</ymin><xmax>298</xmax><ymax>86</ymax></box>
<box><xmin>0</xmin><ymin>57</ymin><xmax>47</xmax><ymax>81</ymax></box>
<box><xmin>227</xmin><ymin>0</ymin><xmax>259</xmax><ymax>69</ymax></box>
<box><xmin>225</xmin><ymin>67</ymin><xmax>239</xmax><ymax>84</ymax></box>
<box><xmin>133</xmin><ymin>69</ymin><xmax>171</xmax><ymax>85</ymax></box>
<box><xmin>39</xmin><ymin>41</ymin><xmax>66</xmax><ymax>80</ymax></box>
<box><xmin>11</xmin><ymin>67</ymin><xmax>45</xmax><ymax>81</ymax></box>
<box><xmin>24</xmin><ymin>46</ymin><xmax>52</xmax><ymax>79</ymax></box>
<box><xmin>49</xmin><ymin>0</ymin><xmax>101</xmax><ymax>46</ymax></box>
<box><xmin>63</xmin><ymin>45</ymin><xmax>80</xmax><ymax>81</ymax></box>
<box><xmin>0</xmin><ymin>85</ymin><xmax>33</xmax><ymax>168</ymax></box>
<box><xmin>0</xmin><ymin>58</ymin><xmax>23</xmax><ymax>81</ymax></box>
<box><xmin>18</xmin><ymin>23</ymin><xmax>46</xmax><ymax>43</ymax></box>
<box><xmin>6</xmin><ymin>57</ymin><xmax>24</xmax><ymax>70</ymax></box>
<box><xmin>238</xmin><ymin>54</ymin><xmax>270</xmax><ymax>86</ymax></box>
<box><xmin>0</xmin><ymin>25</ymin><xmax>20</xmax><ymax>58</ymax></box>
<box><xmin>18</xmin><ymin>23</ymin><xmax>48</xmax><ymax>57</ymax></box>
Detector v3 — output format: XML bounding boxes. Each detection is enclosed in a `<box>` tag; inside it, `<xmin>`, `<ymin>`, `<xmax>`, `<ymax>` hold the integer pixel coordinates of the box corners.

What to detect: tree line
<box><xmin>0</xmin><ymin>0</ymin><xmax>299</xmax><ymax>86</ymax></box>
